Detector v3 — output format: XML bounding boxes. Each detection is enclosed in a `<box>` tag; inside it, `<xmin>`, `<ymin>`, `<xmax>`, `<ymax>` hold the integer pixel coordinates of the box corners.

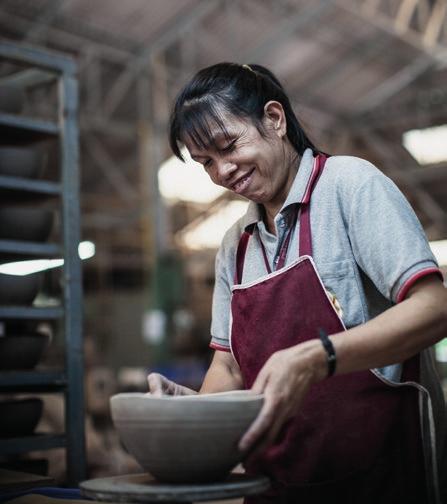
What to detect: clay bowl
<box><xmin>0</xmin><ymin>398</ymin><xmax>43</xmax><ymax>438</ymax></box>
<box><xmin>0</xmin><ymin>333</ymin><xmax>50</xmax><ymax>370</ymax></box>
<box><xmin>0</xmin><ymin>85</ymin><xmax>24</xmax><ymax>114</ymax></box>
<box><xmin>0</xmin><ymin>272</ymin><xmax>42</xmax><ymax>305</ymax></box>
<box><xmin>0</xmin><ymin>147</ymin><xmax>45</xmax><ymax>179</ymax></box>
<box><xmin>0</xmin><ymin>207</ymin><xmax>54</xmax><ymax>242</ymax></box>
<box><xmin>110</xmin><ymin>391</ymin><xmax>263</xmax><ymax>483</ymax></box>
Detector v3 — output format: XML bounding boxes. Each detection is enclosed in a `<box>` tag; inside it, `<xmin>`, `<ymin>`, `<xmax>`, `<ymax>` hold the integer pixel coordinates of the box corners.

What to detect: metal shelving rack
<box><xmin>0</xmin><ymin>41</ymin><xmax>85</xmax><ymax>485</ymax></box>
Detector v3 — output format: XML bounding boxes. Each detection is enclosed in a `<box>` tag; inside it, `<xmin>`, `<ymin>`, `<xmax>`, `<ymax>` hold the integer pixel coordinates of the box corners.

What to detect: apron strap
<box><xmin>299</xmin><ymin>154</ymin><xmax>328</xmax><ymax>257</ymax></box>
<box><xmin>234</xmin><ymin>154</ymin><xmax>329</xmax><ymax>283</ymax></box>
<box><xmin>235</xmin><ymin>223</ymin><xmax>256</xmax><ymax>284</ymax></box>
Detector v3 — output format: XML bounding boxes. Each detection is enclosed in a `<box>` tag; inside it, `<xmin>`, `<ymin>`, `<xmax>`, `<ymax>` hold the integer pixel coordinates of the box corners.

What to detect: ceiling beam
<box><xmin>242</xmin><ymin>0</ymin><xmax>332</xmax><ymax>63</ymax></box>
<box><xmin>335</xmin><ymin>0</ymin><xmax>447</xmax><ymax>64</ymax></box>
<box><xmin>0</xmin><ymin>8</ymin><xmax>134</xmax><ymax>65</ymax></box>
<box><xmin>102</xmin><ymin>0</ymin><xmax>222</xmax><ymax>119</ymax></box>
<box><xmin>289</xmin><ymin>32</ymin><xmax>390</xmax><ymax>102</ymax></box>
<box><xmin>23</xmin><ymin>0</ymin><xmax>67</xmax><ymax>43</ymax></box>
<box><xmin>394</xmin><ymin>0</ymin><xmax>419</xmax><ymax>34</ymax></box>
<box><xmin>350</xmin><ymin>54</ymin><xmax>436</xmax><ymax>115</ymax></box>
<box><xmin>0</xmin><ymin>68</ymin><xmax>56</xmax><ymax>87</ymax></box>
<box><xmin>423</xmin><ymin>0</ymin><xmax>447</xmax><ymax>48</ymax></box>
<box><xmin>0</xmin><ymin>0</ymin><xmax>139</xmax><ymax>53</ymax></box>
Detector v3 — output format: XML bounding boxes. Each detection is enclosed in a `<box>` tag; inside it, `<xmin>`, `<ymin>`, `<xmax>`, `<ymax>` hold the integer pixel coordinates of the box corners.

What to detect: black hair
<box><xmin>169</xmin><ymin>62</ymin><xmax>317</xmax><ymax>161</ymax></box>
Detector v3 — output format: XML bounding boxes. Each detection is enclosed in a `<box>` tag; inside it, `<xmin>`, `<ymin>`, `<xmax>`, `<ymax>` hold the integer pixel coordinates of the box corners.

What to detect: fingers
<box><xmin>147</xmin><ymin>373</ymin><xmax>166</xmax><ymax>396</ymax></box>
<box><xmin>239</xmin><ymin>392</ymin><xmax>275</xmax><ymax>452</ymax></box>
<box><xmin>238</xmin><ymin>352</ymin><xmax>299</xmax><ymax>456</ymax></box>
<box><xmin>245</xmin><ymin>409</ymin><xmax>290</xmax><ymax>462</ymax></box>
<box><xmin>147</xmin><ymin>373</ymin><xmax>197</xmax><ymax>396</ymax></box>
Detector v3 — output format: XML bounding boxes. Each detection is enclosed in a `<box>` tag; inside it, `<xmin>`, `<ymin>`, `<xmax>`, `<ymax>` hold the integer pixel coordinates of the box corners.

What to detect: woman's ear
<box><xmin>263</xmin><ymin>101</ymin><xmax>287</xmax><ymax>138</ymax></box>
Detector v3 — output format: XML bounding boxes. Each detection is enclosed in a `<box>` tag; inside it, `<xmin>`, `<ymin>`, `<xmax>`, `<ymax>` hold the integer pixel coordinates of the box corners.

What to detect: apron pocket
<box><xmin>318</xmin><ymin>259</ymin><xmax>366</xmax><ymax>328</ymax></box>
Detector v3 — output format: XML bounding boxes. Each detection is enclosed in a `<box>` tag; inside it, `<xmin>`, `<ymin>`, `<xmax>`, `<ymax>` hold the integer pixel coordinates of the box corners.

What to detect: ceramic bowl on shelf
<box><xmin>110</xmin><ymin>390</ymin><xmax>263</xmax><ymax>484</ymax></box>
<box><xmin>0</xmin><ymin>146</ymin><xmax>46</xmax><ymax>179</ymax></box>
<box><xmin>0</xmin><ymin>85</ymin><xmax>24</xmax><ymax>114</ymax></box>
<box><xmin>0</xmin><ymin>332</ymin><xmax>50</xmax><ymax>370</ymax></box>
<box><xmin>0</xmin><ymin>207</ymin><xmax>54</xmax><ymax>242</ymax></box>
<box><xmin>0</xmin><ymin>398</ymin><xmax>43</xmax><ymax>438</ymax></box>
<box><xmin>0</xmin><ymin>271</ymin><xmax>42</xmax><ymax>305</ymax></box>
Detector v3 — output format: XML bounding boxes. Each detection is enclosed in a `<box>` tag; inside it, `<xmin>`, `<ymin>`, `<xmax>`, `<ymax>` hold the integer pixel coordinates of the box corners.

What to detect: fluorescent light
<box><xmin>403</xmin><ymin>125</ymin><xmax>447</xmax><ymax>165</ymax></box>
<box><xmin>158</xmin><ymin>147</ymin><xmax>226</xmax><ymax>204</ymax></box>
<box><xmin>79</xmin><ymin>240</ymin><xmax>95</xmax><ymax>260</ymax></box>
<box><xmin>0</xmin><ymin>241</ymin><xmax>95</xmax><ymax>276</ymax></box>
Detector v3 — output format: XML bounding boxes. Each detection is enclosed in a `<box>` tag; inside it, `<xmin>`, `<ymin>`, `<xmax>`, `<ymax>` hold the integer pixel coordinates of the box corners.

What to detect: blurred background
<box><xmin>0</xmin><ymin>0</ymin><xmax>447</xmax><ymax>489</ymax></box>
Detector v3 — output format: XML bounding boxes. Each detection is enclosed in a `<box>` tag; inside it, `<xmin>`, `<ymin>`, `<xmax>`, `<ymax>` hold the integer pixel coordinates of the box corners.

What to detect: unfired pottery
<box><xmin>0</xmin><ymin>398</ymin><xmax>43</xmax><ymax>438</ymax></box>
<box><xmin>0</xmin><ymin>333</ymin><xmax>49</xmax><ymax>370</ymax></box>
<box><xmin>0</xmin><ymin>146</ymin><xmax>45</xmax><ymax>179</ymax></box>
<box><xmin>0</xmin><ymin>207</ymin><xmax>54</xmax><ymax>242</ymax></box>
<box><xmin>0</xmin><ymin>272</ymin><xmax>42</xmax><ymax>305</ymax></box>
<box><xmin>110</xmin><ymin>390</ymin><xmax>264</xmax><ymax>483</ymax></box>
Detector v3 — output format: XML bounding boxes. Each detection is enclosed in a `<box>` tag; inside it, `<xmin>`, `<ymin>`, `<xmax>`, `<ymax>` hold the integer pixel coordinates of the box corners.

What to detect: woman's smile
<box><xmin>230</xmin><ymin>167</ymin><xmax>255</xmax><ymax>194</ymax></box>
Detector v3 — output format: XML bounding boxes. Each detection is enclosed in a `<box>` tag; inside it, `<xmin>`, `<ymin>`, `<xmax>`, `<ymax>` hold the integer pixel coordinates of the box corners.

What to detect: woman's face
<box><xmin>183</xmin><ymin>103</ymin><xmax>296</xmax><ymax>208</ymax></box>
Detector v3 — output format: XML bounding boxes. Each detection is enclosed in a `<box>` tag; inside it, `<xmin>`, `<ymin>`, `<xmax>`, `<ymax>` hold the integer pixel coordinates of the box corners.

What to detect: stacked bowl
<box><xmin>0</xmin><ymin>139</ymin><xmax>53</xmax><ymax>440</ymax></box>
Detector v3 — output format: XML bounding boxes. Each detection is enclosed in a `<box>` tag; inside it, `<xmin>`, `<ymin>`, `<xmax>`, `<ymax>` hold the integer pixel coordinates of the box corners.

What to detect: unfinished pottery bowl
<box><xmin>0</xmin><ymin>398</ymin><xmax>43</xmax><ymax>438</ymax></box>
<box><xmin>0</xmin><ymin>272</ymin><xmax>42</xmax><ymax>305</ymax></box>
<box><xmin>0</xmin><ymin>207</ymin><xmax>54</xmax><ymax>242</ymax></box>
<box><xmin>0</xmin><ymin>333</ymin><xmax>50</xmax><ymax>370</ymax></box>
<box><xmin>0</xmin><ymin>147</ymin><xmax>45</xmax><ymax>179</ymax></box>
<box><xmin>110</xmin><ymin>391</ymin><xmax>263</xmax><ymax>483</ymax></box>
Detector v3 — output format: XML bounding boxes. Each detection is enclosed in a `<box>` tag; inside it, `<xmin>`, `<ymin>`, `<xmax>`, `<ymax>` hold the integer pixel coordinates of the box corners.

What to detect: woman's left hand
<box><xmin>238</xmin><ymin>340</ymin><xmax>327</xmax><ymax>458</ymax></box>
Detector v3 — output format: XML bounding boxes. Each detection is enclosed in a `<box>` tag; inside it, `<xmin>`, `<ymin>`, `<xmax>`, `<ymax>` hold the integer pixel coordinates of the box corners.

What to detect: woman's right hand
<box><xmin>147</xmin><ymin>372</ymin><xmax>197</xmax><ymax>397</ymax></box>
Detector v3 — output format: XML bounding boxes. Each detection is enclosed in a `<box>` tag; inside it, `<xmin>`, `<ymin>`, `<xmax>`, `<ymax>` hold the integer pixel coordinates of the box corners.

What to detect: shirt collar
<box><xmin>240</xmin><ymin>148</ymin><xmax>316</xmax><ymax>230</ymax></box>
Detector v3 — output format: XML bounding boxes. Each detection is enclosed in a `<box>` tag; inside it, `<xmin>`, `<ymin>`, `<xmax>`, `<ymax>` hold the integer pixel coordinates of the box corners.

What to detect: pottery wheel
<box><xmin>80</xmin><ymin>472</ymin><xmax>270</xmax><ymax>503</ymax></box>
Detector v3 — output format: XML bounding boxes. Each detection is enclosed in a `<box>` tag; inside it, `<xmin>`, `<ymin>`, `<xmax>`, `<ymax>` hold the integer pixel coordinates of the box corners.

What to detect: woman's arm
<box><xmin>200</xmin><ymin>350</ymin><xmax>244</xmax><ymax>393</ymax></box>
<box><xmin>147</xmin><ymin>350</ymin><xmax>243</xmax><ymax>396</ymax></box>
<box><xmin>239</xmin><ymin>274</ymin><xmax>447</xmax><ymax>454</ymax></box>
<box><xmin>328</xmin><ymin>274</ymin><xmax>447</xmax><ymax>375</ymax></box>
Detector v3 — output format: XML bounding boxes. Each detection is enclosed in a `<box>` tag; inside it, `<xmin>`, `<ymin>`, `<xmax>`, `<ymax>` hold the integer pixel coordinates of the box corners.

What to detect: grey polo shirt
<box><xmin>210</xmin><ymin>148</ymin><xmax>442</xmax><ymax>382</ymax></box>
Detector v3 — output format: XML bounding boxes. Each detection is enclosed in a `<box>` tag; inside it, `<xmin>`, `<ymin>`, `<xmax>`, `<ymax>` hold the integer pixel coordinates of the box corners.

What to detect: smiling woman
<box><xmin>169</xmin><ymin>64</ymin><xmax>316</xmax><ymax>234</ymax></box>
<box><xmin>148</xmin><ymin>62</ymin><xmax>447</xmax><ymax>504</ymax></box>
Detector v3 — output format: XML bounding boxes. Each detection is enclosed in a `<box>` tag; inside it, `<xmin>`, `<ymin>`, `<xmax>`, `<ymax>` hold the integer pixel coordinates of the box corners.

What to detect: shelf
<box><xmin>0</xmin><ymin>307</ymin><xmax>64</xmax><ymax>320</ymax></box>
<box><xmin>0</xmin><ymin>68</ymin><xmax>57</xmax><ymax>89</ymax></box>
<box><xmin>0</xmin><ymin>40</ymin><xmax>85</xmax><ymax>485</ymax></box>
<box><xmin>0</xmin><ymin>371</ymin><xmax>66</xmax><ymax>393</ymax></box>
<box><xmin>0</xmin><ymin>240</ymin><xmax>61</xmax><ymax>258</ymax></box>
<box><xmin>0</xmin><ymin>41</ymin><xmax>76</xmax><ymax>75</ymax></box>
<box><xmin>0</xmin><ymin>175</ymin><xmax>61</xmax><ymax>196</ymax></box>
<box><xmin>0</xmin><ymin>434</ymin><xmax>66</xmax><ymax>455</ymax></box>
<box><xmin>0</xmin><ymin>113</ymin><xmax>58</xmax><ymax>144</ymax></box>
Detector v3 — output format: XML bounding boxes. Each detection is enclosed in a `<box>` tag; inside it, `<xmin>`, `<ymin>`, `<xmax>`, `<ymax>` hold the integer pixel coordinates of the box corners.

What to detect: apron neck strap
<box><xmin>234</xmin><ymin>154</ymin><xmax>328</xmax><ymax>283</ymax></box>
<box><xmin>299</xmin><ymin>154</ymin><xmax>328</xmax><ymax>257</ymax></box>
<box><xmin>235</xmin><ymin>223</ymin><xmax>256</xmax><ymax>284</ymax></box>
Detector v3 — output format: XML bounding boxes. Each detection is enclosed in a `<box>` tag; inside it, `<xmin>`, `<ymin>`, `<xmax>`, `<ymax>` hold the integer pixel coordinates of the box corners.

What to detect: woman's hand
<box><xmin>147</xmin><ymin>372</ymin><xmax>197</xmax><ymax>397</ymax></box>
<box><xmin>238</xmin><ymin>340</ymin><xmax>327</xmax><ymax>457</ymax></box>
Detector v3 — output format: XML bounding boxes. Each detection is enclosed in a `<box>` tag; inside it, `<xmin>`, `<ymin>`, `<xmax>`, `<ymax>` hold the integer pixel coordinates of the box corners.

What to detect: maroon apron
<box><xmin>230</xmin><ymin>155</ymin><xmax>429</xmax><ymax>503</ymax></box>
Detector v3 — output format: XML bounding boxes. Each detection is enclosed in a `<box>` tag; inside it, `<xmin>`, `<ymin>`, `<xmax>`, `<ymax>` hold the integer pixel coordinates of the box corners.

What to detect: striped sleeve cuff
<box><xmin>209</xmin><ymin>340</ymin><xmax>231</xmax><ymax>352</ymax></box>
<box><xmin>395</xmin><ymin>266</ymin><xmax>444</xmax><ymax>303</ymax></box>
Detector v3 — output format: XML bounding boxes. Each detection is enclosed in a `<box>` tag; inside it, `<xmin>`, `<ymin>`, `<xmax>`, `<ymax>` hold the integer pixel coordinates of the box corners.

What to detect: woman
<box><xmin>148</xmin><ymin>63</ymin><xmax>447</xmax><ymax>503</ymax></box>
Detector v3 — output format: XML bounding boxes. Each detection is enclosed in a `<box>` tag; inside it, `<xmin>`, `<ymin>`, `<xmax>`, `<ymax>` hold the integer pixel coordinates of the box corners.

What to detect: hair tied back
<box><xmin>242</xmin><ymin>64</ymin><xmax>256</xmax><ymax>75</ymax></box>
